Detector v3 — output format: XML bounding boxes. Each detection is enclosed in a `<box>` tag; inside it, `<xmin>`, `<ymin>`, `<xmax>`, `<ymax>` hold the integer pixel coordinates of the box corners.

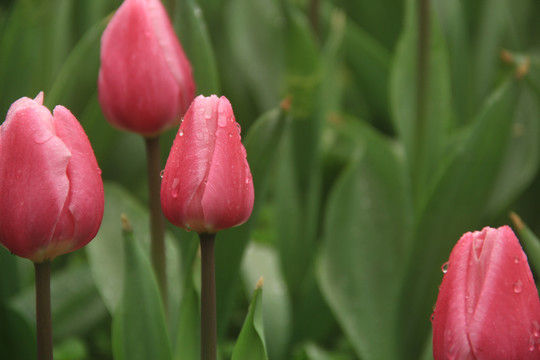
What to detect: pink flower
<box><xmin>0</xmin><ymin>93</ymin><xmax>104</xmax><ymax>262</ymax></box>
<box><xmin>98</xmin><ymin>0</ymin><xmax>195</xmax><ymax>137</ymax></box>
<box><xmin>432</xmin><ymin>226</ymin><xmax>540</xmax><ymax>359</ymax></box>
<box><xmin>160</xmin><ymin>95</ymin><xmax>254</xmax><ymax>233</ymax></box>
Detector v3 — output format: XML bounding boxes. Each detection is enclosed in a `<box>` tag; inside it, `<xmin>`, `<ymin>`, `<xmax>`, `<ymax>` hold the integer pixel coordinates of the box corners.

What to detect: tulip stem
<box><xmin>35</xmin><ymin>261</ymin><xmax>53</xmax><ymax>360</ymax></box>
<box><xmin>145</xmin><ymin>136</ymin><xmax>168</xmax><ymax>312</ymax></box>
<box><xmin>199</xmin><ymin>233</ymin><xmax>217</xmax><ymax>360</ymax></box>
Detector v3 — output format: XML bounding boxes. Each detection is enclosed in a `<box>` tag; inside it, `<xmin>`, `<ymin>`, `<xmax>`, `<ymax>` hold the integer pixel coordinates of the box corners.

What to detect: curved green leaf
<box><xmin>231</xmin><ymin>280</ymin><xmax>268</xmax><ymax>360</ymax></box>
<box><xmin>174</xmin><ymin>0</ymin><xmax>220</xmax><ymax>95</ymax></box>
<box><xmin>318</xmin><ymin>117</ymin><xmax>411</xmax><ymax>360</ymax></box>
<box><xmin>112</xmin><ymin>217</ymin><xmax>172</xmax><ymax>360</ymax></box>
<box><xmin>86</xmin><ymin>183</ymin><xmax>182</xmax><ymax>316</ymax></box>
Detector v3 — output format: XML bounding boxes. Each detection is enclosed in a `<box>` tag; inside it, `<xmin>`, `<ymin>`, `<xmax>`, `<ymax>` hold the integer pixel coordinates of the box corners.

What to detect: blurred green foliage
<box><xmin>2</xmin><ymin>0</ymin><xmax>540</xmax><ymax>359</ymax></box>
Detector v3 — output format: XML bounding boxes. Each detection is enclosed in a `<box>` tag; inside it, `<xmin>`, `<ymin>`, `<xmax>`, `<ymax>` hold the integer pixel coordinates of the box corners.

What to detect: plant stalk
<box><xmin>199</xmin><ymin>233</ymin><xmax>217</xmax><ymax>360</ymax></box>
<box><xmin>35</xmin><ymin>261</ymin><xmax>53</xmax><ymax>360</ymax></box>
<box><xmin>145</xmin><ymin>136</ymin><xmax>168</xmax><ymax>312</ymax></box>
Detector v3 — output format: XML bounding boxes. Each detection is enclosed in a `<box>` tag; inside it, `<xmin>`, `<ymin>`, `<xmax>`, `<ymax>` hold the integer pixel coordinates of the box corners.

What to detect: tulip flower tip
<box><xmin>280</xmin><ymin>97</ymin><xmax>292</xmax><ymax>112</ymax></box>
<box><xmin>256</xmin><ymin>276</ymin><xmax>264</xmax><ymax>290</ymax></box>
<box><xmin>509</xmin><ymin>211</ymin><xmax>525</xmax><ymax>231</ymax></box>
<box><xmin>121</xmin><ymin>214</ymin><xmax>133</xmax><ymax>233</ymax></box>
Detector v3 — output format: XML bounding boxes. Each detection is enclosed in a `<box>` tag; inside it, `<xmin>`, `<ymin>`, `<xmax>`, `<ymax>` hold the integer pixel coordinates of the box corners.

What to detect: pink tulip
<box><xmin>0</xmin><ymin>94</ymin><xmax>104</xmax><ymax>262</ymax></box>
<box><xmin>160</xmin><ymin>95</ymin><xmax>254</xmax><ymax>233</ymax></box>
<box><xmin>432</xmin><ymin>226</ymin><xmax>540</xmax><ymax>359</ymax></box>
<box><xmin>98</xmin><ymin>0</ymin><xmax>195</xmax><ymax>137</ymax></box>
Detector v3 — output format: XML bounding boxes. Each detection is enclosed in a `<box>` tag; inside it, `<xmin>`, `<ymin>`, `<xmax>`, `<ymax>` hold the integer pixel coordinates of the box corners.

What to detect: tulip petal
<box><xmin>98</xmin><ymin>0</ymin><xmax>187</xmax><ymax>136</ymax></box>
<box><xmin>0</xmin><ymin>97</ymin><xmax>70</xmax><ymax>259</ymax></box>
<box><xmin>201</xmin><ymin>97</ymin><xmax>254</xmax><ymax>232</ymax></box>
<box><xmin>433</xmin><ymin>226</ymin><xmax>540</xmax><ymax>359</ymax></box>
<box><xmin>161</xmin><ymin>95</ymin><xmax>218</xmax><ymax>231</ymax></box>
<box><xmin>432</xmin><ymin>232</ymin><xmax>476</xmax><ymax>359</ymax></box>
<box><xmin>468</xmin><ymin>227</ymin><xmax>540</xmax><ymax>358</ymax></box>
<box><xmin>145</xmin><ymin>0</ymin><xmax>195</xmax><ymax>112</ymax></box>
<box><xmin>53</xmin><ymin>106</ymin><xmax>104</xmax><ymax>252</ymax></box>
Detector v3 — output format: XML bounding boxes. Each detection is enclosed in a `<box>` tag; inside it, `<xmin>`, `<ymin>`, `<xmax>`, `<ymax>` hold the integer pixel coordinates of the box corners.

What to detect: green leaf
<box><xmin>485</xmin><ymin>85</ymin><xmax>540</xmax><ymax>216</ymax></box>
<box><xmin>231</xmin><ymin>279</ymin><xmax>268</xmax><ymax>360</ymax></box>
<box><xmin>318</xmin><ymin>117</ymin><xmax>411</xmax><ymax>360</ymax></box>
<box><xmin>225</xmin><ymin>0</ymin><xmax>284</xmax><ymax>110</ymax></box>
<box><xmin>336</xmin><ymin>0</ymin><xmax>403</xmax><ymax>50</ymax></box>
<box><xmin>174</xmin><ymin>0</ymin><xmax>220</xmax><ymax>95</ymax></box>
<box><xmin>390</xmin><ymin>0</ymin><xmax>453</xmax><ymax>200</ymax></box>
<box><xmin>241</xmin><ymin>243</ymin><xmax>291</xmax><ymax>360</ymax></box>
<box><xmin>112</xmin><ymin>217</ymin><xmax>172</xmax><ymax>360</ymax></box>
<box><xmin>0</xmin><ymin>304</ymin><xmax>36</xmax><ymax>360</ymax></box>
<box><xmin>433</xmin><ymin>0</ymin><xmax>473</xmax><ymax>123</ymax></box>
<box><xmin>45</xmin><ymin>14</ymin><xmax>107</xmax><ymax>114</ymax></box>
<box><xmin>344</xmin><ymin>19</ymin><xmax>391</xmax><ymax>121</ymax></box>
<box><xmin>397</xmin><ymin>79</ymin><xmax>518</xmax><ymax>358</ymax></box>
<box><xmin>86</xmin><ymin>182</ymin><xmax>182</xmax><ymax>317</ymax></box>
<box><xmin>510</xmin><ymin>212</ymin><xmax>540</xmax><ymax>278</ymax></box>
<box><xmin>471</xmin><ymin>0</ymin><xmax>510</xmax><ymax>109</ymax></box>
<box><xmin>214</xmin><ymin>107</ymin><xmax>288</xmax><ymax>334</ymax></box>
<box><xmin>10</xmin><ymin>262</ymin><xmax>108</xmax><ymax>342</ymax></box>
<box><xmin>173</xmin><ymin>247</ymin><xmax>200</xmax><ymax>360</ymax></box>
<box><xmin>0</xmin><ymin>246</ymin><xmax>18</xmax><ymax>300</ymax></box>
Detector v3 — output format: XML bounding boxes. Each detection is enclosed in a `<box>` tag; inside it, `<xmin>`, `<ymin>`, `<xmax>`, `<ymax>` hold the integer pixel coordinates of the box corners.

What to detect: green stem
<box><xmin>145</xmin><ymin>136</ymin><xmax>167</xmax><ymax>312</ymax></box>
<box><xmin>413</xmin><ymin>0</ymin><xmax>430</xmax><ymax>199</ymax></box>
<box><xmin>309</xmin><ymin>0</ymin><xmax>320</xmax><ymax>39</ymax></box>
<box><xmin>199</xmin><ymin>233</ymin><xmax>217</xmax><ymax>360</ymax></box>
<box><xmin>34</xmin><ymin>261</ymin><xmax>53</xmax><ymax>360</ymax></box>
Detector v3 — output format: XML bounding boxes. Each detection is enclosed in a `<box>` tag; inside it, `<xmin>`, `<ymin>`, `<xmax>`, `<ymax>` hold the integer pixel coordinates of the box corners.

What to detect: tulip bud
<box><xmin>160</xmin><ymin>95</ymin><xmax>254</xmax><ymax>234</ymax></box>
<box><xmin>432</xmin><ymin>226</ymin><xmax>540</xmax><ymax>359</ymax></box>
<box><xmin>98</xmin><ymin>0</ymin><xmax>195</xmax><ymax>137</ymax></box>
<box><xmin>0</xmin><ymin>94</ymin><xmax>104</xmax><ymax>263</ymax></box>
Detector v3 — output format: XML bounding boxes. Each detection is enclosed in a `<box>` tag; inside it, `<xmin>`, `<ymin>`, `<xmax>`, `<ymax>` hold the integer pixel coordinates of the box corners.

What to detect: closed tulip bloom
<box><xmin>161</xmin><ymin>95</ymin><xmax>254</xmax><ymax>234</ymax></box>
<box><xmin>98</xmin><ymin>0</ymin><xmax>195</xmax><ymax>137</ymax></box>
<box><xmin>0</xmin><ymin>94</ymin><xmax>104</xmax><ymax>263</ymax></box>
<box><xmin>432</xmin><ymin>226</ymin><xmax>540</xmax><ymax>359</ymax></box>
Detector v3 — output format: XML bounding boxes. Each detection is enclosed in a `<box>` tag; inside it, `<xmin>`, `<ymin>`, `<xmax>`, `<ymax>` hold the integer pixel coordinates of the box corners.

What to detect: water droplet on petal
<box><xmin>529</xmin><ymin>336</ymin><xmax>536</xmax><ymax>351</ymax></box>
<box><xmin>160</xmin><ymin>170</ymin><xmax>165</xmax><ymax>178</ymax></box>
<box><xmin>246</xmin><ymin>177</ymin><xmax>251</xmax><ymax>184</ymax></box>
<box><xmin>441</xmin><ymin>261</ymin><xmax>449</xmax><ymax>273</ymax></box>
<box><xmin>204</xmin><ymin>106</ymin><xmax>213</xmax><ymax>119</ymax></box>
<box><xmin>514</xmin><ymin>256</ymin><xmax>520</xmax><ymax>264</ymax></box>
<box><xmin>236</xmin><ymin>123</ymin><xmax>241</xmax><ymax>134</ymax></box>
<box><xmin>171</xmin><ymin>178</ymin><xmax>180</xmax><ymax>198</ymax></box>
<box><xmin>532</xmin><ymin>320</ymin><xmax>540</xmax><ymax>337</ymax></box>
<box><xmin>218</xmin><ymin>115</ymin><xmax>227</xmax><ymax>127</ymax></box>
<box><xmin>228</xmin><ymin>133</ymin><xmax>233</xmax><ymax>138</ymax></box>
<box><xmin>513</xmin><ymin>280</ymin><xmax>523</xmax><ymax>294</ymax></box>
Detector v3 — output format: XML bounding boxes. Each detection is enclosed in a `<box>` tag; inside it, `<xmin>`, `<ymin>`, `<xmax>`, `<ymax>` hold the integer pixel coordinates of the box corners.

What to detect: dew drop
<box><xmin>513</xmin><ymin>280</ymin><xmax>523</xmax><ymax>294</ymax></box>
<box><xmin>171</xmin><ymin>178</ymin><xmax>180</xmax><ymax>198</ymax></box>
<box><xmin>441</xmin><ymin>261</ymin><xmax>449</xmax><ymax>274</ymax></box>
<box><xmin>514</xmin><ymin>256</ymin><xmax>520</xmax><ymax>264</ymax></box>
<box><xmin>430</xmin><ymin>313</ymin><xmax>435</xmax><ymax>323</ymax></box>
<box><xmin>529</xmin><ymin>336</ymin><xmax>536</xmax><ymax>352</ymax></box>
<box><xmin>204</xmin><ymin>106</ymin><xmax>213</xmax><ymax>119</ymax></box>
<box><xmin>218</xmin><ymin>115</ymin><xmax>227</xmax><ymax>127</ymax></box>
<box><xmin>246</xmin><ymin>177</ymin><xmax>251</xmax><ymax>184</ymax></box>
<box><xmin>228</xmin><ymin>132</ymin><xmax>233</xmax><ymax>138</ymax></box>
<box><xmin>160</xmin><ymin>170</ymin><xmax>165</xmax><ymax>178</ymax></box>
<box><xmin>532</xmin><ymin>320</ymin><xmax>540</xmax><ymax>337</ymax></box>
<box><xmin>179</xmin><ymin>129</ymin><xmax>184</xmax><ymax>137</ymax></box>
<box><xmin>236</xmin><ymin>123</ymin><xmax>241</xmax><ymax>134</ymax></box>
